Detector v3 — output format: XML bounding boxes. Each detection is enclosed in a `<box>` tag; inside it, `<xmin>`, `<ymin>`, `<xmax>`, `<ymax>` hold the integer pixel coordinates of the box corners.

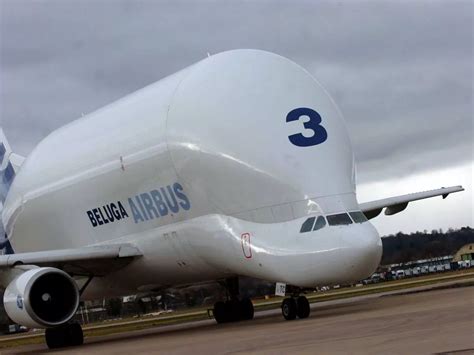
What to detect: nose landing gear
<box><xmin>281</xmin><ymin>294</ymin><xmax>310</xmax><ymax>320</ymax></box>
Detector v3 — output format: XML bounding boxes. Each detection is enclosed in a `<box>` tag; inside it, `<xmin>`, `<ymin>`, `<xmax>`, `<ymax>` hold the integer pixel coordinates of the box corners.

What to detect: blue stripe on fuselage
<box><xmin>0</xmin><ymin>234</ymin><xmax>14</xmax><ymax>255</ymax></box>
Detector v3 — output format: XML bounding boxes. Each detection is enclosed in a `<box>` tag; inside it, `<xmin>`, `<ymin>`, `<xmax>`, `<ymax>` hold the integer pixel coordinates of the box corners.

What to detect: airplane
<box><xmin>0</xmin><ymin>49</ymin><xmax>463</xmax><ymax>348</ymax></box>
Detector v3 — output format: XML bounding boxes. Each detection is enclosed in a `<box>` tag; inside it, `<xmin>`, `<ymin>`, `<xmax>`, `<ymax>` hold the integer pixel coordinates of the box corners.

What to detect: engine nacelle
<box><xmin>3</xmin><ymin>267</ymin><xmax>79</xmax><ymax>328</ymax></box>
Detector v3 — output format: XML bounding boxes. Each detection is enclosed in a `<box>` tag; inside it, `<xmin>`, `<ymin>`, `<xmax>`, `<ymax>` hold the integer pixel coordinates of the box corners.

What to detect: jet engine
<box><xmin>3</xmin><ymin>267</ymin><xmax>79</xmax><ymax>328</ymax></box>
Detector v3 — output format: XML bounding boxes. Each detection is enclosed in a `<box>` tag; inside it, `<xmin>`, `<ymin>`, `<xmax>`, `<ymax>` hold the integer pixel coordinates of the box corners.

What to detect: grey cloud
<box><xmin>0</xmin><ymin>0</ymin><xmax>472</xmax><ymax>186</ymax></box>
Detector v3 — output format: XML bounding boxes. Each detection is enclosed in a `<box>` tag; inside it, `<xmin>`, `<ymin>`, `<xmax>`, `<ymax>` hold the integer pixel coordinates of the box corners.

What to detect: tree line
<box><xmin>380</xmin><ymin>226</ymin><xmax>473</xmax><ymax>265</ymax></box>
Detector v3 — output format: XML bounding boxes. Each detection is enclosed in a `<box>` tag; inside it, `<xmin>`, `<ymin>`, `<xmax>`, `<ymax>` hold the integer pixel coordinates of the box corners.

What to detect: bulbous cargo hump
<box><xmin>166</xmin><ymin>49</ymin><xmax>355</xmax><ymax>220</ymax></box>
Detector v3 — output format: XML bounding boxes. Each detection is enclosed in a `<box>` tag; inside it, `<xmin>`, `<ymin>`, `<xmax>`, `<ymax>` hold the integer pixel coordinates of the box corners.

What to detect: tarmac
<box><xmin>2</xmin><ymin>284</ymin><xmax>473</xmax><ymax>355</ymax></box>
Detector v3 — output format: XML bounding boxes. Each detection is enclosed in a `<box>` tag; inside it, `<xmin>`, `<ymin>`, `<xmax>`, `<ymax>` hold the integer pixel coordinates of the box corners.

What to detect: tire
<box><xmin>67</xmin><ymin>322</ymin><xmax>84</xmax><ymax>346</ymax></box>
<box><xmin>225</xmin><ymin>300</ymin><xmax>240</xmax><ymax>322</ymax></box>
<box><xmin>45</xmin><ymin>322</ymin><xmax>84</xmax><ymax>349</ymax></box>
<box><xmin>239</xmin><ymin>298</ymin><xmax>254</xmax><ymax>320</ymax></box>
<box><xmin>281</xmin><ymin>298</ymin><xmax>297</xmax><ymax>320</ymax></box>
<box><xmin>45</xmin><ymin>327</ymin><xmax>65</xmax><ymax>349</ymax></box>
<box><xmin>296</xmin><ymin>296</ymin><xmax>310</xmax><ymax>319</ymax></box>
<box><xmin>213</xmin><ymin>301</ymin><xmax>228</xmax><ymax>323</ymax></box>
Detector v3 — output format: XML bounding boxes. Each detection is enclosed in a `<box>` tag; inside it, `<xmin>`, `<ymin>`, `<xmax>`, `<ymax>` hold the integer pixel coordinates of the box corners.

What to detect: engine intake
<box><xmin>3</xmin><ymin>267</ymin><xmax>79</xmax><ymax>328</ymax></box>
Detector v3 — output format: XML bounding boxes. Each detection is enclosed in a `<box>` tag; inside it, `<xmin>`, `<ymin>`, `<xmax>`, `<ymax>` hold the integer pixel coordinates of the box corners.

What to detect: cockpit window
<box><xmin>349</xmin><ymin>211</ymin><xmax>368</xmax><ymax>223</ymax></box>
<box><xmin>313</xmin><ymin>216</ymin><xmax>327</xmax><ymax>231</ymax></box>
<box><xmin>327</xmin><ymin>213</ymin><xmax>353</xmax><ymax>226</ymax></box>
<box><xmin>300</xmin><ymin>217</ymin><xmax>315</xmax><ymax>233</ymax></box>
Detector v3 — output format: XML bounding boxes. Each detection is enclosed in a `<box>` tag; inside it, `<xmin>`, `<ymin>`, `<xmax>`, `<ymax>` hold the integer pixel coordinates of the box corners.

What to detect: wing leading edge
<box><xmin>0</xmin><ymin>243</ymin><xmax>142</xmax><ymax>276</ymax></box>
<box><xmin>359</xmin><ymin>185</ymin><xmax>464</xmax><ymax>220</ymax></box>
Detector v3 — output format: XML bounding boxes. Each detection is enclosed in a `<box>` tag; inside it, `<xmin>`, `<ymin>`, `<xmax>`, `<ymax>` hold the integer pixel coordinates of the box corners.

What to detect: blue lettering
<box><xmin>141</xmin><ymin>192</ymin><xmax>159</xmax><ymax>219</ymax></box>
<box><xmin>286</xmin><ymin>107</ymin><xmax>328</xmax><ymax>147</ymax></box>
<box><xmin>150</xmin><ymin>189</ymin><xmax>169</xmax><ymax>216</ymax></box>
<box><xmin>128</xmin><ymin>198</ymin><xmax>144</xmax><ymax>223</ymax></box>
<box><xmin>161</xmin><ymin>185</ymin><xmax>179</xmax><ymax>213</ymax></box>
<box><xmin>86</xmin><ymin>182</ymin><xmax>189</xmax><ymax>228</ymax></box>
<box><xmin>173</xmin><ymin>183</ymin><xmax>190</xmax><ymax>210</ymax></box>
<box><xmin>135</xmin><ymin>196</ymin><xmax>149</xmax><ymax>220</ymax></box>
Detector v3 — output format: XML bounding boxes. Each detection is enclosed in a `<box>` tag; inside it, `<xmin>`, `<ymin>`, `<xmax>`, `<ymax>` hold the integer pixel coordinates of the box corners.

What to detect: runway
<box><xmin>3</xmin><ymin>285</ymin><xmax>474</xmax><ymax>354</ymax></box>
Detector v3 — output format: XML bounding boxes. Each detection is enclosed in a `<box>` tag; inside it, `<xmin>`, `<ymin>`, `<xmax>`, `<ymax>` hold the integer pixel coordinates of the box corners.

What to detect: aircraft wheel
<box><xmin>213</xmin><ymin>301</ymin><xmax>229</xmax><ymax>323</ymax></box>
<box><xmin>67</xmin><ymin>322</ymin><xmax>84</xmax><ymax>346</ymax></box>
<box><xmin>225</xmin><ymin>300</ymin><xmax>241</xmax><ymax>322</ymax></box>
<box><xmin>281</xmin><ymin>298</ymin><xmax>297</xmax><ymax>320</ymax></box>
<box><xmin>240</xmin><ymin>298</ymin><xmax>254</xmax><ymax>320</ymax></box>
<box><xmin>296</xmin><ymin>296</ymin><xmax>310</xmax><ymax>319</ymax></box>
<box><xmin>45</xmin><ymin>327</ymin><xmax>65</xmax><ymax>349</ymax></box>
<box><xmin>45</xmin><ymin>322</ymin><xmax>83</xmax><ymax>349</ymax></box>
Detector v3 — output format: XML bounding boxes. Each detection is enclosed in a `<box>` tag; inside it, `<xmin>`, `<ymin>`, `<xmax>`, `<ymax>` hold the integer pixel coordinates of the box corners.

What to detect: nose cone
<box><xmin>346</xmin><ymin>223</ymin><xmax>383</xmax><ymax>280</ymax></box>
<box><xmin>251</xmin><ymin>219</ymin><xmax>383</xmax><ymax>288</ymax></box>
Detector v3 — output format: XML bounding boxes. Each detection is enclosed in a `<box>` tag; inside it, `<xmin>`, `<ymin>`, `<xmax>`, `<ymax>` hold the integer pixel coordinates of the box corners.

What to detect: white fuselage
<box><xmin>2</xmin><ymin>50</ymin><xmax>382</xmax><ymax>299</ymax></box>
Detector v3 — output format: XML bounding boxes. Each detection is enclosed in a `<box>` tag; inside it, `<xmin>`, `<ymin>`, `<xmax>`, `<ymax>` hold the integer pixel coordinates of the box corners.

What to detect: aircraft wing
<box><xmin>0</xmin><ymin>243</ymin><xmax>142</xmax><ymax>276</ymax></box>
<box><xmin>359</xmin><ymin>185</ymin><xmax>464</xmax><ymax>220</ymax></box>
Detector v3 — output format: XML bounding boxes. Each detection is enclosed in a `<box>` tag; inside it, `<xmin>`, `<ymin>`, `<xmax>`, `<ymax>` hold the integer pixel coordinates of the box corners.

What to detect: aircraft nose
<box><xmin>346</xmin><ymin>223</ymin><xmax>383</xmax><ymax>280</ymax></box>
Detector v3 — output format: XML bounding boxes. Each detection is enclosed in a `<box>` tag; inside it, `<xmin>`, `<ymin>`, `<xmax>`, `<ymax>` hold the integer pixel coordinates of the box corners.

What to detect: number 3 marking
<box><xmin>286</xmin><ymin>107</ymin><xmax>328</xmax><ymax>147</ymax></box>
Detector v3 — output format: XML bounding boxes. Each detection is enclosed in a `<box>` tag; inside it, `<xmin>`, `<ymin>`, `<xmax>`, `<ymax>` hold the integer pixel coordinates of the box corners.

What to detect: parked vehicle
<box><xmin>7</xmin><ymin>324</ymin><xmax>28</xmax><ymax>334</ymax></box>
<box><xmin>395</xmin><ymin>270</ymin><xmax>405</xmax><ymax>279</ymax></box>
<box><xmin>384</xmin><ymin>271</ymin><xmax>396</xmax><ymax>281</ymax></box>
<box><xmin>362</xmin><ymin>273</ymin><xmax>382</xmax><ymax>285</ymax></box>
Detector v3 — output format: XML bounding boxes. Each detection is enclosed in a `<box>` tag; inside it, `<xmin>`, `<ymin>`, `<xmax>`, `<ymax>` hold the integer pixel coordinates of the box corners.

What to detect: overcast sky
<box><xmin>0</xmin><ymin>0</ymin><xmax>472</xmax><ymax>235</ymax></box>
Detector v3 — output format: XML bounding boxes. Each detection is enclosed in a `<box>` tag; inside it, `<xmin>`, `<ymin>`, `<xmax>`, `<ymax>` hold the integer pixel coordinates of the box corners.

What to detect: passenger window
<box><xmin>313</xmin><ymin>216</ymin><xmax>326</xmax><ymax>231</ymax></box>
<box><xmin>349</xmin><ymin>211</ymin><xmax>368</xmax><ymax>223</ymax></box>
<box><xmin>327</xmin><ymin>213</ymin><xmax>353</xmax><ymax>226</ymax></box>
<box><xmin>300</xmin><ymin>217</ymin><xmax>316</xmax><ymax>233</ymax></box>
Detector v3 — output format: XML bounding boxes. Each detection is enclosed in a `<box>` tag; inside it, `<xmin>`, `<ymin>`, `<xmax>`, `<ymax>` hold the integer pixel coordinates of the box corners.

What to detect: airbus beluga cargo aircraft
<box><xmin>0</xmin><ymin>49</ymin><xmax>463</xmax><ymax>348</ymax></box>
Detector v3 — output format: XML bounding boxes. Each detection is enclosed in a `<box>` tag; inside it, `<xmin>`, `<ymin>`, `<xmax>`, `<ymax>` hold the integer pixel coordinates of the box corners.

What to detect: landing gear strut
<box><xmin>45</xmin><ymin>321</ymin><xmax>84</xmax><ymax>349</ymax></box>
<box><xmin>281</xmin><ymin>287</ymin><xmax>310</xmax><ymax>320</ymax></box>
<box><xmin>213</xmin><ymin>277</ymin><xmax>254</xmax><ymax>323</ymax></box>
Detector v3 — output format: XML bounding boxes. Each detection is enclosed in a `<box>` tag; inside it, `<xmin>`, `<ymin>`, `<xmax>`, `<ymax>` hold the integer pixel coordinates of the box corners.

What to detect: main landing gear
<box><xmin>212</xmin><ymin>277</ymin><xmax>254</xmax><ymax>323</ymax></box>
<box><xmin>45</xmin><ymin>321</ymin><xmax>84</xmax><ymax>349</ymax></box>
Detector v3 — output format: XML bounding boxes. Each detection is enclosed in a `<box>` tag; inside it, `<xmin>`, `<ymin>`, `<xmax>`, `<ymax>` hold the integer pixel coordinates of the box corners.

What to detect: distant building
<box><xmin>453</xmin><ymin>244</ymin><xmax>474</xmax><ymax>262</ymax></box>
